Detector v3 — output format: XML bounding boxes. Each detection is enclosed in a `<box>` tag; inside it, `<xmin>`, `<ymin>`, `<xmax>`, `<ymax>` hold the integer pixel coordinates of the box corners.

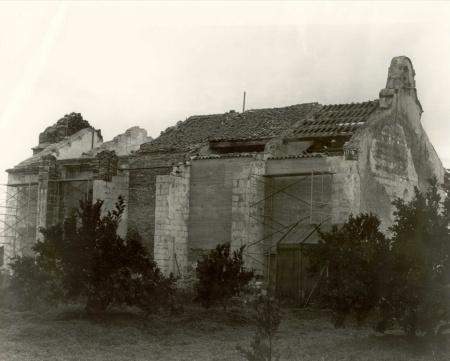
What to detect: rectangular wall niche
<box><xmin>264</xmin><ymin>173</ymin><xmax>333</xmax><ymax>248</ymax></box>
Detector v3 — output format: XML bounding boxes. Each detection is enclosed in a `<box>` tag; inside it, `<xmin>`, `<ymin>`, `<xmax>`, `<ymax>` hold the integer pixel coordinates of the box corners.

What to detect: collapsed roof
<box><xmin>139</xmin><ymin>100</ymin><xmax>379</xmax><ymax>154</ymax></box>
<box><xmin>36</xmin><ymin>113</ymin><xmax>96</xmax><ymax>150</ymax></box>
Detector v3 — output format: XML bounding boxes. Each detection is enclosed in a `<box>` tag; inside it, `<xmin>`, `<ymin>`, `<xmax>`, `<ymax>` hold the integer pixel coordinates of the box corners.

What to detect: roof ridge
<box><xmin>321</xmin><ymin>99</ymin><xmax>378</xmax><ymax>107</ymax></box>
<box><xmin>185</xmin><ymin>101</ymin><xmax>319</xmax><ymax>119</ymax></box>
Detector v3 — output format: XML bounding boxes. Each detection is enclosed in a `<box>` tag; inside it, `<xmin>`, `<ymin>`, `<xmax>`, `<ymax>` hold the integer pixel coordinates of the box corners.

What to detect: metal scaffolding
<box><xmin>242</xmin><ymin>170</ymin><xmax>333</xmax><ymax>303</ymax></box>
<box><xmin>0</xmin><ymin>179</ymin><xmax>137</xmax><ymax>266</ymax></box>
<box><xmin>0</xmin><ymin>183</ymin><xmax>38</xmax><ymax>263</ymax></box>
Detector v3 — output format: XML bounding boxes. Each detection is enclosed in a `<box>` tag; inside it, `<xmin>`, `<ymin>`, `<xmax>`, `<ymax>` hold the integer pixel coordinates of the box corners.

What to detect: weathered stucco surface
<box><xmin>19</xmin><ymin>128</ymin><xmax>102</xmax><ymax>167</ymax></box>
<box><xmin>351</xmin><ymin>56</ymin><xmax>444</xmax><ymax>230</ymax></box>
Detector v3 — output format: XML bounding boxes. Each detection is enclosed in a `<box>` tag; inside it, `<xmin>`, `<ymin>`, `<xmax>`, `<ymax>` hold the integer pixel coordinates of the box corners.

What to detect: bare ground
<box><xmin>0</xmin><ymin>305</ymin><xmax>448</xmax><ymax>361</ymax></box>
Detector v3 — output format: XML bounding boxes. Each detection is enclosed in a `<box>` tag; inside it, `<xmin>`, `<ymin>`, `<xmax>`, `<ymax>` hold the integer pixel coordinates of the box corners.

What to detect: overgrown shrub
<box><xmin>238</xmin><ymin>294</ymin><xmax>282</xmax><ymax>361</ymax></box>
<box><xmin>7</xmin><ymin>255</ymin><xmax>63</xmax><ymax>310</ymax></box>
<box><xmin>310</xmin><ymin>179</ymin><xmax>450</xmax><ymax>337</ymax></box>
<box><xmin>377</xmin><ymin>179</ymin><xmax>450</xmax><ymax>336</ymax></box>
<box><xmin>9</xmin><ymin>196</ymin><xmax>175</xmax><ymax>315</ymax></box>
<box><xmin>308</xmin><ymin>213</ymin><xmax>390</xmax><ymax>327</ymax></box>
<box><xmin>195</xmin><ymin>243</ymin><xmax>254</xmax><ymax>309</ymax></box>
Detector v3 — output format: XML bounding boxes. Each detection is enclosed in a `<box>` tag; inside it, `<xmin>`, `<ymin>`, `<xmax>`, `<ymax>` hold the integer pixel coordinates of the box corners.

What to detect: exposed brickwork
<box><xmin>37</xmin><ymin>113</ymin><xmax>94</xmax><ymax>149</ymax></box>
<box><xmin>94</xmin><ymin>150</ymin><xmax>119</xmax><ymax>182</ymax></box>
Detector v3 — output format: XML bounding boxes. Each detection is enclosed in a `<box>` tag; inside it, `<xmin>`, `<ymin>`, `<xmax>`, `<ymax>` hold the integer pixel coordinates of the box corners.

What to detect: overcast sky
<box><xmin>0</xmin><ymin>1</ymin><xmax>449</xmax><ymax>186</ymax></box>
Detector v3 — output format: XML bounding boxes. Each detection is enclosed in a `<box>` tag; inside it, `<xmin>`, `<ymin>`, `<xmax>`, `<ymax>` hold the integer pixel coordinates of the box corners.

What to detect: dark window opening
<box><xmin>214</xmin><ymin>144</ymin><xmax>266</xmax><ymax>154</ymax></box>
<box><xmin>209</xmin><ymin>140</ymin><xmax>268</xmax><ymax>154</ymax></box>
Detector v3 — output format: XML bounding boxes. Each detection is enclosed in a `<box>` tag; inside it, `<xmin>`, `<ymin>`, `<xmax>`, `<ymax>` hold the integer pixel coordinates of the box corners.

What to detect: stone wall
<box><xmin>230</xmin><ymin>159</ymin><xmax>265</xmax><ymax>273</ymax></box>
<box><xmin>128</xmin><ymin>152</ymin><xmax>186</xmax><ymax>253</ymax></box>
<box><xmin>154</xmin><ymin>165</ymin><xmax>190</xmax><ymax>276</ymax></box>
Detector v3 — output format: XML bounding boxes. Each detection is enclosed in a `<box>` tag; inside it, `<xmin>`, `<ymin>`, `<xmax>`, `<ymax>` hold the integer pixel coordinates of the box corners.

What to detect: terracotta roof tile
<box><xmin>140</xmin><ymin>100</ymin><xmax>379</xmax><ymax>154</ymax></box>
<box><xmin>291</xmin><ymin>100</ymin><xmax>378</xmax><ymax>139</ymax></box>
<box><xmin>140</xmin><ymin>103</ymin><xmax>319</xmax><ymax>153</ymax></box>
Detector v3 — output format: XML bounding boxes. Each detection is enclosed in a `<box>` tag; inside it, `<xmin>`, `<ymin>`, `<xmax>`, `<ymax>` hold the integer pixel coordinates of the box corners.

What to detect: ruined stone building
<box><xmin>0</xmin><ymin>56</ymin><xmax>446</xmax><ymax>297</ymax></box>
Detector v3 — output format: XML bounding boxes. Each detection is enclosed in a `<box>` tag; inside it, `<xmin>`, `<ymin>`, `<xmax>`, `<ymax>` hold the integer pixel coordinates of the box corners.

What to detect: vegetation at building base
<box><xmin>309</xmin><ymin>178</ymin><xmax>450</xmax><ymax>337</ymax></box>
<box><xmin>1</xmin><ymin>178</ymin><xmax>450</xmax><ymax>361</ymax></box>
<box><xmin>195</xmin><ymin>242</ymin><xmax>254</xmax><ymax>309</ymax></box>
<box><xmin>377</xmin><ymin>179</ymin><xmax>450</xmax><ymax>337</ymax></box>
<box><xmin>308</xmin><ymin>213</ymin><xmax>390</xmax><ymax>328</ymax></box>
<box><xmin>6</xmin><ymin>196</ymin><xmax>175</xmax><ymax>315</ymax></box>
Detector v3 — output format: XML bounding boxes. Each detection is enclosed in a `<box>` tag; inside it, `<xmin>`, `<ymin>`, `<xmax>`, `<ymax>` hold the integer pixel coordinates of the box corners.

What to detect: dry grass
<box><xmin>0</xmin><ymin>304</ymin><xmax>448</xmax><ymax>361</ymax></box>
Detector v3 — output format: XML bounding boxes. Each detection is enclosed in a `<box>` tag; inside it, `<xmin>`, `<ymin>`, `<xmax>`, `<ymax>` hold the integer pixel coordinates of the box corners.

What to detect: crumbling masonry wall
<box><xmin>230</xmin><ymin>159</ymin><xmax>265</xmax><ymax>274</ymax></box>
<box><xmin>93</xmin><ymin>172</ymin><xmax>130</xmax><ymax>238</ymax></box>
<box><xmin>154</xmin><ymin>165</ymin><xmax>190</xmax><ymax>276</ymax></box>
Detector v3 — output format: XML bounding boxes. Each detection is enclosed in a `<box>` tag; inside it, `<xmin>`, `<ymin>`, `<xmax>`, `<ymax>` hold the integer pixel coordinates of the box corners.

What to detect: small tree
<box><xmin>378</xmin><ymin>179</ymin><xmax>450</xmax><ymax>336</ymax></box>
<box><xmin>308</xmin><ymin>213</ymin><xmax>390</xmax><ymax>327</ymax></box>
<box><xmin>195</xmin><ymin>243</ymin><xmax>254</xmax><ymax>309</ymax></box>
<box><xmin>238</xmin><ymin>294</ymin><xmax>282</xmax><ymax>361</ymax></box>
<box><xmin>19</xmin><ymin>196</ymin><xmax>174</xmax><ymax>314</ymax></box>
<box><xmin>309</xmin><ymin>179</ymin><xmax>450</xmax><ymax>337</ymax></box>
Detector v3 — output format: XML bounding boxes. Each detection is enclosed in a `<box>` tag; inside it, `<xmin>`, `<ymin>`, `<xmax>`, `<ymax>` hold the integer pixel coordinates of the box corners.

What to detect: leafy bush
<box><xmin>238</xmin><ymin>293</ymin><xmax>282</xmax><ymax>361</ymax></box>
<box><xmin>10</xmin><ymin>196</ymin><xmax>175</xmax><ymax>315</ymax></box>
<box><xmin>195</xmin><ymin>243</ymin><xmax>254</xmax><ymax>309</ymax></box>
<box><xmin>308</xmin><ymin>213</ymin><xmax>390</xmax><ymax>327</ymax></box>
<box><xmin>7</xmin><ymin>255</ymin><xmax>63</xmax><ymax>310</ymax></box>
<box><xmin>377</xmin><ymin>179</ymin><xmax>450</xmax><ymax>336</ymax></box>
<box><xmin>310</xmin><ymin>179</ymin><xmax>450</xmax><ymax>337</ymax></box>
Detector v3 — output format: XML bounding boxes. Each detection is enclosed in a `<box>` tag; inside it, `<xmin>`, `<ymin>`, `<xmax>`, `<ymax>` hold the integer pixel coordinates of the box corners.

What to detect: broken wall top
<box><xmin>83</xmin><ymin>126</ymin><xmax>152</xmax><ymax>157</ymax></box>
<box><xmin>36</xmin><ymin>113</ymin><xmax>99</xmax><ymax>150</ymax></box>
<box><xmin>11</xmin><ymin>127</ymin><xmax>103</xmax><ymax>170</ymax></box>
